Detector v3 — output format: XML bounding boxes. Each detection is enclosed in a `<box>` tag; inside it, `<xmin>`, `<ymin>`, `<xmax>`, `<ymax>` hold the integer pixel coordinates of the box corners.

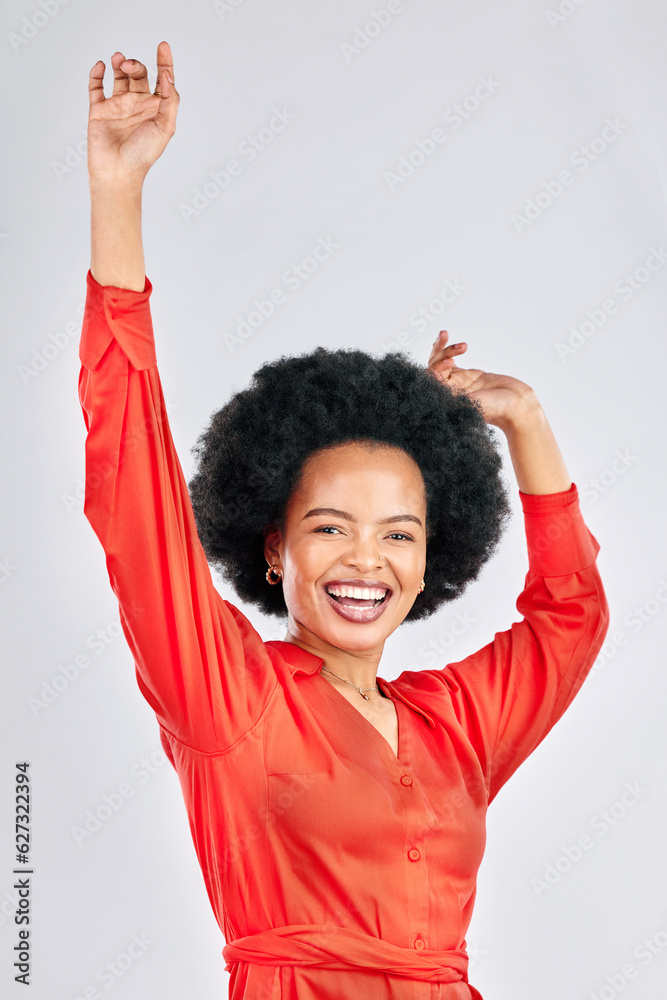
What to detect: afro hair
<box><xmin>188</xmin><ymin>346</ymin><xmax>511</xmax><ymax>622</ymax></box>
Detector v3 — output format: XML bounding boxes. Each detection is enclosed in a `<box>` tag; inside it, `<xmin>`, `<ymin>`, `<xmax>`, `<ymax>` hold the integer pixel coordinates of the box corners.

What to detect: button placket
<box><xmin>391</xmin><ymin>699</ymin><xmax>429</xmax><ymax>960</ymax></box>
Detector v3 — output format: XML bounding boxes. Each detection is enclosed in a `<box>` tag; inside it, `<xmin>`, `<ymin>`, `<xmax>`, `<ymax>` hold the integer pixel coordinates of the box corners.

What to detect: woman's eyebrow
<box><xmin>303</xmin><ymin>507</ymin><xmax>423</xmax><ymax>527</ymax></box>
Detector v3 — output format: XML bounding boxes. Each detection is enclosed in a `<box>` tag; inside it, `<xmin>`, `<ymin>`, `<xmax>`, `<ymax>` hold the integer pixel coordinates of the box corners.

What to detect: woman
<box><xmin>81</xmin><ymin>41</ymin><xmax>609</xmax><ymax>1000</ymax></box>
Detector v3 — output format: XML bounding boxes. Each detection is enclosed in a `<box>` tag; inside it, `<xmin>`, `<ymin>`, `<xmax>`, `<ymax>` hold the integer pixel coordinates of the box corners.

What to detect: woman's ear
<box><xmin>263</xmin><ymin>524</ymin><xmax>282</xmax><ymax>568</ymax></box>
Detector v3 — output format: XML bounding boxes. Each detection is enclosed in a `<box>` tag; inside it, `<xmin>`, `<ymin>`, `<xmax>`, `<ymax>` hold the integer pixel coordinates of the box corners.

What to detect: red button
<box><xmin>408</xmin><ymin>848</ymin><xmax>421</xmax><ymax>861</ymax></box>
<box><xmin>414</xmin><ymin>937</ymin><xmax>425</xmax><ymax>950</ymax></box>
<box><xmin>400</xmin><ymin>775</ymin><xmax>413</xmax><ymax>786</ymax></box>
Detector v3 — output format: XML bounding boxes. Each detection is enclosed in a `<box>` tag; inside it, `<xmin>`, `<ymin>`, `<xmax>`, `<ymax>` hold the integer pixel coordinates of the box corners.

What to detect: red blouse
<box><xmin>78</xmin><ymin>269</ymin><xmax>609</xmax><ymax>1000</ymax></box>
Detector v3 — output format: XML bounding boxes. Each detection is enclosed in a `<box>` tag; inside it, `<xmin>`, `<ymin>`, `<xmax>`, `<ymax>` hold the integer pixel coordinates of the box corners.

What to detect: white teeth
<box><xmin>326</xmin><ymin>585</ymin><xmax>388</xmax><ymax>600</ymax></box>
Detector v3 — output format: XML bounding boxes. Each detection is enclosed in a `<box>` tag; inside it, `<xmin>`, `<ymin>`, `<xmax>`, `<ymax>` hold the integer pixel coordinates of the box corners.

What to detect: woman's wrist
<box><xmin>502</xmin><ymin>397</ymin><xmax>573</xmax><ymax>495</ymax></box>
<box><xmin>89</xmin><ymin>172</ymin><xmax>145</xmax><ymax>196</ymax></box>
<box><xmin>491</xmin><ymin>386</ymin><xmax>541</xmax><ymax>436</ymax></box>
<box><xmin>90</xmin><ymin>180</ymin><xmax>146</xmax><ymax>291</ymax></box>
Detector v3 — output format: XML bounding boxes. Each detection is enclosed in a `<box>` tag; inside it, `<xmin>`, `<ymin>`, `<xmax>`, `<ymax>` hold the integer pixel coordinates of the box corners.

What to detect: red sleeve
<box><xmin>78</xmin><ymin>270</ymin><xmax>276</xmax><ymax>753</ymax></box>
<box><xmin>411</xmin><ymin>484</ymin><xmax>609</xmax><ymax>802</ymax></box>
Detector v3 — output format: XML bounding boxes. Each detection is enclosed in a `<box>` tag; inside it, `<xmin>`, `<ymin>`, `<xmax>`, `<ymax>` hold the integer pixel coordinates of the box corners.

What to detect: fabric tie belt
<box><xmin>223</xmin><ymin>923</ymin><xmax>470</xmax><ymax>984</ymax></box>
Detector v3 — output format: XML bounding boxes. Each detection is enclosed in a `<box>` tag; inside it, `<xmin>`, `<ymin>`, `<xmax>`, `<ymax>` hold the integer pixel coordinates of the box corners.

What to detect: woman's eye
<box><xmin>315</xmin><ymin>527</ymin><xmax>413</xmax><ymax>540</ymax></box>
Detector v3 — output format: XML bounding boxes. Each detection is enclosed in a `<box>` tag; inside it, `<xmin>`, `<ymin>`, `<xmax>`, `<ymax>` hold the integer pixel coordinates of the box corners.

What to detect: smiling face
<box><xmin>263</xmin><ymin>440</ymin><xmax>427</xmax><ymax>657</ymax></box>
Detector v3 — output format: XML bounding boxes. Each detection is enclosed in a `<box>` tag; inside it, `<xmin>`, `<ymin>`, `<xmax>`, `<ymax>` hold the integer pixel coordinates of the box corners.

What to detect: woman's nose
<box><xmin>341</xmin><ymin>536</ymin><xmax>383</xmax><ymax>571</ymax></box>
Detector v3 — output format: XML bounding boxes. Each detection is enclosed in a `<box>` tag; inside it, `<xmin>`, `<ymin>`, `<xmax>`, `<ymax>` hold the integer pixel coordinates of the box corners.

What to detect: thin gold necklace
<box><xmin>320</xmin><ymin>664</ymin><xmax>379</xmax><ymax>701</ymax></box>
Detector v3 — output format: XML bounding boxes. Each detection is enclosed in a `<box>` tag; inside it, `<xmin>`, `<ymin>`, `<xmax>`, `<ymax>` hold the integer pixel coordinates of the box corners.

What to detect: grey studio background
<box><xmin>1</xmin><ymin>1</ymin><xmax>667</xmax><ymax>998</ymax></box>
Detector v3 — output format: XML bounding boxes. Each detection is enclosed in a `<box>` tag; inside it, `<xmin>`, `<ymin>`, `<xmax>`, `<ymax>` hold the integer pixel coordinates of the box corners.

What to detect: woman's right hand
<box><xmin>87</xmin><ymin>40</ymin><xmax>179</xmax><ymax>186</ymax></box>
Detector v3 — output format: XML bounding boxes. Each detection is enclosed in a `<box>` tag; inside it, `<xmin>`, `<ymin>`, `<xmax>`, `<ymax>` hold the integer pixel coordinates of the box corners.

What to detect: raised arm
<box><xmin>414</xmin><ymin>334</ymin><xmax>609</xmax><ymax>800</ymax></box>
<box><xmin>81</xmin><ymin>44</ymin><xmax>275</xmax><ymax>753</ymax></box>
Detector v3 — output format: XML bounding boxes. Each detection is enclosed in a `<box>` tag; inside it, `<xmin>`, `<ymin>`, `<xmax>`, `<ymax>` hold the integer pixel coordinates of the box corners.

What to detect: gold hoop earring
<box><xmin>418</xmin><ymin>579</ymin><xmax>425</xmax><ymax>594</ymax></box>
<box><xmin>266</xmin><ymin>564</ymin><xmax>282</xmax><ymax>585</ymax></box>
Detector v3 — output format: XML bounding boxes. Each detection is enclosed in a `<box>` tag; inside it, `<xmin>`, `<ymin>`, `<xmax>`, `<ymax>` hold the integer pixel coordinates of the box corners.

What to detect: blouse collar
<box><xmin>266</xmin><ymin>640</ymin><xmax>436</xmax><ymax>729</ymax></box>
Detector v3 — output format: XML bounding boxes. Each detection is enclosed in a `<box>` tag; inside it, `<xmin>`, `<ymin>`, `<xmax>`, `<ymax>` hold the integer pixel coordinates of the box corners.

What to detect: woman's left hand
<box><xmin>427</xmin><ymin>330</ymin><xmax>537</xmax><ymax>431</ymax></box>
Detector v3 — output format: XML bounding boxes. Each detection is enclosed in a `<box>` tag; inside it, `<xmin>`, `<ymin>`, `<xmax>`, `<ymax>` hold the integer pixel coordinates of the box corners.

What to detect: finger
<box><xmin>433</xmin><ymin>331</ymin><xmax>467</xmax><ymax>350</ymax></box>
<box><xmin>430</xmin><ymin>329</ymin><xmax>450</xmax><ymax>355</ymax></box>
<box><xmin>153</xmin><ymin>42</ymin><xmax>179</xmax><ymax>130</ymax></box>
<box><xmin>111</xmin><ymin>51</ymin><xmax>130</xmax><ymax>95</ymax></box>
<box><xmin>439</xmin><ymin>341</ymin><xmax>467</xmax><ymax>357</ymax></box>
<box><xmin>88</xmin><ymin>60</ymin><xmax>106</xmax><ymax>106</ymax></box>
<box><xmin>119</xmin><ymin>57</ymin><xmax>151</xmax><ymax>94</ymax></box>
<box><xmin>155</xmin><ymin>39</ymin><xmax>174</xmax><ymax>94</ymax></box>
<box><xmin>428</xmin><ymin>339</ymin><xmax>467</xmax><ymax>363</ymax></box>
<box><xmin>154</xmin><ymin>66</ymin><xmax>180</xmax><ymax>134</ymax></box>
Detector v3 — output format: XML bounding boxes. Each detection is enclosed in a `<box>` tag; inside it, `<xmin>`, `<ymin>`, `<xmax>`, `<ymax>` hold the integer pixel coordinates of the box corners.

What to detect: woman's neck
<box><xmin>284</xmin><ymin>624</ymin><xmax>384</xmax><ymax>690</ymax></box>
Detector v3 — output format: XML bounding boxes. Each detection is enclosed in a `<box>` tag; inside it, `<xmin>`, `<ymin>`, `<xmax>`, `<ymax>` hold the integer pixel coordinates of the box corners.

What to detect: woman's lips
<box><xmin>323</xmin><ymin>586</ymin><xmax>391</xmax><ymax>624</ymax></box>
